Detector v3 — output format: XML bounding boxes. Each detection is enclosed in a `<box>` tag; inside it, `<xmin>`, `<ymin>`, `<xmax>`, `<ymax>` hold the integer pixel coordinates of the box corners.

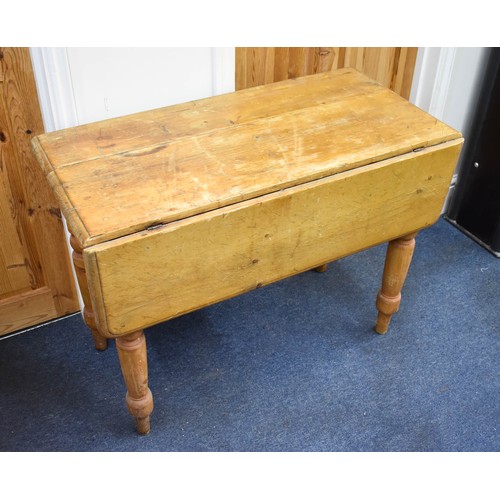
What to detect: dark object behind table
<box><xmin>446</xmin><ymin>48</ymin><xmax>500</xmax><ymax>257</ymax></box>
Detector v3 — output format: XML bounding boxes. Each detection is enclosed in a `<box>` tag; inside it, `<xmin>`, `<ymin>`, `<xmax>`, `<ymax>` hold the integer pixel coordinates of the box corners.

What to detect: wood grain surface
<box><xmin>33</xmin><ymin>69</ymin><xmax>460</xmax><ymax>248</ymax></box>
<box><xmin>0</xmin><ymin>47</ymin><xmax>78</xmax><ymax>335</ymax></box>
<box><xmin>236</xmin><ymin>47</ymin><xmax>418</xmax><ymax>99</ymax></box>
<box><xmin>84</xmin><ymin>140</ymin><xmax>462</xmax><ymax>336</ymax></box>
<box><xmin>0</xmin><ymin>287</ymin><xmax>58</xmax><ymax>335</ymax></box>
<box><xmin>375</xmin><ymin>233</ymin><xmax>417</xmax><ymax>334</ymax></box>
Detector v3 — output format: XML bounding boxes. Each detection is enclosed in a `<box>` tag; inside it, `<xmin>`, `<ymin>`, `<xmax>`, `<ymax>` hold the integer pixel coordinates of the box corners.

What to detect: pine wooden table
<box><xmin>32</xmin><ymin>68</ymin><xmax>463</xmax><ymax>435</ymax></box>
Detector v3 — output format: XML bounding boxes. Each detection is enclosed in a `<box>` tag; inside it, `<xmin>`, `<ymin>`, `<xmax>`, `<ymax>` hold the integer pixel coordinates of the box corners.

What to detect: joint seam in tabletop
<box><xmin>41</xmin><ymin>85</ymin><xmax>390</xmax><ymax>170</ymax></box>
<box><xmin>66</xmin><ymin>137</ymin><xmax>463</xmax><ymax>249</ymax></box>
<box><xmin>36</xmin><ymin>69</ymin><xmax>371</xmax><ymax>167</ymax></box>
<box><xmin>40</xmin><ymin>90</ymin><xmax>459</xmax><ymax>173</ymax></box>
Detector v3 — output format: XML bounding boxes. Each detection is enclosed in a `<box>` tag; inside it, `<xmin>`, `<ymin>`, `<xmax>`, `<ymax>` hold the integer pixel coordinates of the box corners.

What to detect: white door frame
<box><xmin>29</xmin><ymin>47</ymin><xmax>79</xmax><ymax>132</ymax></box>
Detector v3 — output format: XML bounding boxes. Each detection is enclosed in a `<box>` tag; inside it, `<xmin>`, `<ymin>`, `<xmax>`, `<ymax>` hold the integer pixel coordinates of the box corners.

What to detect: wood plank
<box><xmin>235</xmin><ymin>47</ymin><xmax>277</xmax><ymax>89</ymax></box>
<box><xmin>0</xmin><ymin>50</ymin><xmax>41</xmax><ymax>293</ymax></box>
<box><xmin>34</xmin><ymin>70</ymin><xmax>460</xmax><ymax>248</ymax></box>
<box><xmin>0</xmin><ymin>49</ymin><xmax>4</xmax><ymax>82</ymax></box>
<box><xmin>288</xmin><ymin>48</ymin><xmax>310</xmax><ymax>78</ymax></box>
<box><xmin>236</xmin><ymin>47</ymin><xmax>418</xmax><ymax>99</ymax></box>
<box><xmin>0</xmin><ymin>148</ymin><xmax>33</xmax><ymax>295</ymax></box>
<box><xmin>391</xmin><ymin>47</ymin><xmax>403</xmax><ymax>93</ymax></box>
<box><xmin>248</xmin><ymin>47</ymin><xmax>265</xmax><ymax>88</ymax></box>
<box><xmin>374</xmin><ymin>47</ymin><xmax>395</xmax><ymax>87</ymax></box>
<box><xmin>0</xmin><ymin>286</ymin><xmax>58</xmax><ymax>335</ymax></box>
<box><xmin>84</xmin><ymin>140</ymin><xmax>463</xmax><ymax>336</ymax></box>
<box><xmin>263</xmin><ymin>47</ymin><xmax>275</xmax><ymax>84</ymax></box>
<box><xmin>235</xmin><ymin>47</ymin><xmax>247</xmax><ymax>91</ymax></box>
<box><xmin>273</xmin><ymin>47</ymin><xmax>290</xmax><ymax>82</ymax></box>
<box><xmin>400</xmin><ymin>48</ymin><xmax>419</xmax><ymax>99</ymax></box>
<box><xmin>316</xmin><ymin>47</ymin><xmax>338</xmax><ymax>73</ymax></box>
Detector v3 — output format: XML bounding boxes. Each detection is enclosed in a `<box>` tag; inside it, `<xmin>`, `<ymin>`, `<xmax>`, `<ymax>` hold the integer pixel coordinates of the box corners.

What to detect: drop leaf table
<box><xmin>32</xmin><ymin>68</ymin><xmax>462</xmax><ymax>435</ymax></box>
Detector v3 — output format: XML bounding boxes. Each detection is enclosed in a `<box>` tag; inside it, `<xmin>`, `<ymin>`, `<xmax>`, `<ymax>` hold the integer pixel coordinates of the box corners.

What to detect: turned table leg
<box><xmin>375</xmin><ymin>232</ymin><xmax>417</xmax><ymax>334</ymax></box>
<box><xmin>116</xmin><ymin>331</ymin><xmax>154</xmax><ymax>435</ymax></box>
<box><xmin>69</xmin><ymin>233</ymin><xmax>108</xmax><ymax>350</ymax></box>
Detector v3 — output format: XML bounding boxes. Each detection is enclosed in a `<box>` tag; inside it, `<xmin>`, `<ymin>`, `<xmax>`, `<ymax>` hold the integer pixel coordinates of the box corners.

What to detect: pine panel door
<box><xmin>0</xmin><ymin>47</ymin><xmax>78</xmax><ymax>335</ymax></box>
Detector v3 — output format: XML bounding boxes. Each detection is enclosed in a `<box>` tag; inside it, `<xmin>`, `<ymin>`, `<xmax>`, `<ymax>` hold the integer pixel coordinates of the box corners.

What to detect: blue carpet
<box><xmin>1</xmin><ymin>218</ymin><xmax>499</xmax><ymax>451</ymax></box>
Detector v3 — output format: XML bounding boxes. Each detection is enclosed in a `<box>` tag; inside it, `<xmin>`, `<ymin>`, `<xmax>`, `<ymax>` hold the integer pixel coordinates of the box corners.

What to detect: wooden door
<box><xmin>236</xmin><ymin>47</ymin><xmax>418</xmax><ymax>100</ymax></box>
<box><xmin>0</xmin><ymin>47</ymin><xmax>79</xmax><ymax>336</ymax></box>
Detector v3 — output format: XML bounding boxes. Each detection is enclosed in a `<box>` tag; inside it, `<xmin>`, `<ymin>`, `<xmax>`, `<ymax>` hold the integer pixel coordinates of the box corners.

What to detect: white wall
<box><xmin>32</xmin><ymin>47</ymin><xmax>235</xmax><ymax>130</ymax></box>
<box><xmin>410</xmin><ymin>47</ymin><xmax>488</xmax><ymax>135</ymax></box>
<box><xmin>67</xmin><ymin>48</ymin><xmax>216</xmax><ymax>124</ymax></box>
<box><xmin>440</xmin><ymin>48</ymin><xmax>489</xmax><ymax>140</ymax></box>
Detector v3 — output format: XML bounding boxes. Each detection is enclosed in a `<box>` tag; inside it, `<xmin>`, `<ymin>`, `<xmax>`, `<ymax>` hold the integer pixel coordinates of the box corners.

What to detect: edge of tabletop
<box><xmin>30</xmin><ymin>69</ymin><xmax>463</xmax><ymax>250</ymax></box>
<box><xmin>32</xmin><ymin>134</ymin><xmax>464</xmax><ymax>250</ymax></box>
<box><xmin>31</xmin><ymin>135</ymin><xmax>90</xmax><ymax>244</ymax></box>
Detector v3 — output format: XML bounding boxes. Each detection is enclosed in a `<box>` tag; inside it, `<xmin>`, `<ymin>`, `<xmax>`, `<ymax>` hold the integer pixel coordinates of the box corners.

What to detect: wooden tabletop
<box><xmin>32</xmin><ymin>68</ymin><xmax>461</xmax><ymax>247</ymax></box>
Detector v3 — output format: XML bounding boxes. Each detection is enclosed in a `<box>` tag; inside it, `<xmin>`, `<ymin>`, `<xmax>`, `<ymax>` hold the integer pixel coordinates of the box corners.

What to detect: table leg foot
<box><xmin>116</xmin><ymin>330</ymin><xmax>154</xmax><ymax>435</ymax></box>
<box><xmin>375</xmin><ymin>232</ymin><xmax>417</xmax><ymax>334</ymax></box>
<box><xmin>314</xmin><ymin>263</ymin><xmax>328</xmax><ymax>273</ymax></box>
<box><xmin>82</xmin><ymin>308</ymin><xmax>108</xmax><ymax>350</ymax></box>
<box><xmin>70</xmin><ymin>232</ymin><xmax>108</xmax><ymax>351</ymax></box>
<box><xmin>91</xmin><ymin>330</ymin><xmax>109</xmax><ymax>351</ymax></box>
<box><xmin>135</xmin><ymin>416</ymin><xmax>151</xmax><ymax>436</ymax></box>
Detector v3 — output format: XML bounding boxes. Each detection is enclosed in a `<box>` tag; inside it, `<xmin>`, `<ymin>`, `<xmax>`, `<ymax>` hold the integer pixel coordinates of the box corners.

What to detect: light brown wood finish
<box><xmin>33</xmin><ymin>69</ymin><xmax>384</xmax><ymax>171</ymax></box>
<box><xmin>32</xmin><ymin>69</ymin><xmax>463</xmax><ymax>434</ymax></box>
<box><xmin>375</xmin><ymin>233</ymin><xmax>418</xmax><ymax>334</ymax></box>
<box><xmin>0</xmin><ymin>287</ymin><xmax>57</xmax><ymax>334</ymax></box>
<box><xmin>32</xmin><ymin>69</ymin><xmax>459</xmax><ymax>248</ymax></box>
<box><xmin>84</xmin><ymin>141</ymin><xmax>462</xmax><ymax>337</ymax></box>
<box><xmin>236</xmin><ymin>47</ymin><xmax>418</xmax><ymax>100</ymax></box>
<box><xmin>69</xmin><ymin>233</ymin><xmax>108</xmax><ymax>350</ymax></box>
<box><xmin>116</xmin><ymin>330</ymin><xmax>154</xmax><ymax>435</ymax></box>
<box><xmin>235</xmin><ymin>48</ymin><xmax>417</xmax><ymax>276</ymax></box>
<box><xmin>0</xmin><ymin>47</ymin><xmax>78</xmax><ymax>335</ymax></box>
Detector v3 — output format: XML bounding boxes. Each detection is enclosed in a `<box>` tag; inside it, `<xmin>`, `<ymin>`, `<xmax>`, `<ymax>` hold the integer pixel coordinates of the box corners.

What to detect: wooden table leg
<box><xmin>116</xmin><ymin>330</ymin><xmax>154</xmax><ymax>435</ymax></box>
<box><xmin>69</xmin><ymin>233</ymin><xmax>108</xmax><ymax>350</ymax></box>
<box><xmin>314</xmin><ymin>263</ymin><xmax>328</xmax><ymax>273</ymax></box>
<box><xmin>375</xmin><ymin>232</ymin><xmax>417</xmax><ymax>334</ymax></box>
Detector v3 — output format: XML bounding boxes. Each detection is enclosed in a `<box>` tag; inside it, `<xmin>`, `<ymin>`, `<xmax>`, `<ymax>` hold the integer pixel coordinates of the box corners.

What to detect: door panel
<box><xmin>0</xmin><ymin>163</ymin><xmax>33</xmax><ymax>295</ymax></box>
<box><xmin>236</xmin><ymin>47</ymin><xmax>418</xmax><ymax>99</ymax></box>
<box><xmin>0</xmin><ymin>47</ymin><xmax>79</xmax><ymax>335</ymax></box>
